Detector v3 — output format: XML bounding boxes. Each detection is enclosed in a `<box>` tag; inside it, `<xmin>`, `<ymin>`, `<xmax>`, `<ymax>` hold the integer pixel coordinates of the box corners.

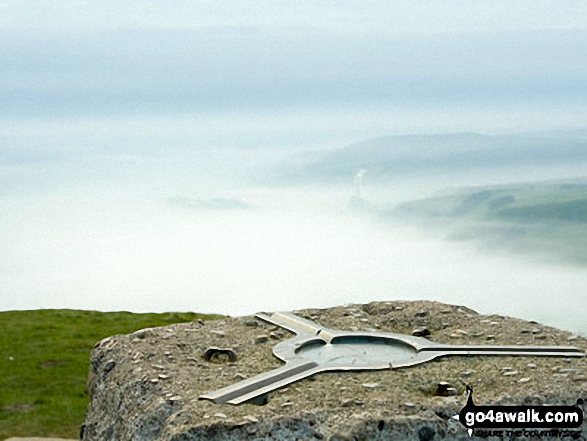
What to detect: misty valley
<box><xmin>2</xmin><ymin>130</ymin><xmax>587</xmax><ymax>336</ymax></box>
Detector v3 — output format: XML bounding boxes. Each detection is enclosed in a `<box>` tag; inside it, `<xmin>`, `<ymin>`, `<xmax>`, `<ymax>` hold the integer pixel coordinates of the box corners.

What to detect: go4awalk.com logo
<box><xmin>452</xmin><ymin>386</ymin><xmax>584</xmax><ymax>439</ymax></box>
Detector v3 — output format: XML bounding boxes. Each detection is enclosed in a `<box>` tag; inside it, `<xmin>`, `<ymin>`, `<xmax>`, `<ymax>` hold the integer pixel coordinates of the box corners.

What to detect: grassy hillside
<box><xmin>391</xmin><ymin>180</ymin><xmax>587</xmax><ymax>264</ymax></box>
<box><xmin>0</xmin><ymin>309</ymin><xmax>223</xmax><ymax>440</ymax></box>
<box><xmin>271</xmin><ymin>133</ymin><xmax>587</xmax><ymax>183</ymax></box>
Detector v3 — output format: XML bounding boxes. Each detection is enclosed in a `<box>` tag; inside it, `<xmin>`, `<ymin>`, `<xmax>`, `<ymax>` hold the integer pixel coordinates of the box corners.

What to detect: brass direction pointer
<box><xmin>200</xmin><ymin>312</ymin><xmax>584</xmax><ymax>405</ymax></box>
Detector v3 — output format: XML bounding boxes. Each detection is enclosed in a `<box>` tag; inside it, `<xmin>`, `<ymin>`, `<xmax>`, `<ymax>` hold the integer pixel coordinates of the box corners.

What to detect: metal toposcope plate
<box><xmin>200</xmin><ymin>312</ymin><xmax>584</xmax><ymax>405</ymax></box>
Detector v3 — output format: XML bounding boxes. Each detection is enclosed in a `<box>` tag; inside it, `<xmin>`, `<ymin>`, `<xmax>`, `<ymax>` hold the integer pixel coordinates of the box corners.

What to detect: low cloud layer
<box><xmin>168</xmin><ymin>196</ymin><xmax>251</xmax><ymax>211</ymax></box>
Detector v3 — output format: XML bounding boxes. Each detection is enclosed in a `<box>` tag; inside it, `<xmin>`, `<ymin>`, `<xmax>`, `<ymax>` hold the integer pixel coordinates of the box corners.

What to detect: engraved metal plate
<box><xmin>200</xmin><ymin>312</ymin><xmax>584</xmax><ymax>405</ymax></box>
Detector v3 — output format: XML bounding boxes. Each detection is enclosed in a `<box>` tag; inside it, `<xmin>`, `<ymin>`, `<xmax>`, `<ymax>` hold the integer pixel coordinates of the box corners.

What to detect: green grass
<box><xmin>0</xmin><ymin>309</ymin><xmax>223</xmax><ymax>440</ymax></box>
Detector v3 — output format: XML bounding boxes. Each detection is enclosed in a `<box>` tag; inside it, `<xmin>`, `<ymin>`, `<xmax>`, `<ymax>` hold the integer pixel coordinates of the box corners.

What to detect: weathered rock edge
<box><xmin>82</xmin><ymin>301</ymin><xmax>587</xmax><ymax>440</ymax></box>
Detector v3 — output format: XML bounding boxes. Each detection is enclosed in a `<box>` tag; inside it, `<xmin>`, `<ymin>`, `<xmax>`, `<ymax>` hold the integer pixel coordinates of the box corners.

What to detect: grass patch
<box><xmin>0</xmin><ymin>309</ymin><xmax>223</xmax><ymax>439</ymax></box>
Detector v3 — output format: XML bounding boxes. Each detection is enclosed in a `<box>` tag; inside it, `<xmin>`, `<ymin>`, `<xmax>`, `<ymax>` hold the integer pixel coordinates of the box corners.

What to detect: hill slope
<box><xmin>0</xmin><ymin>309</ymin><xmax>222</xmax><ymax>439</ymax></box>
<box><xmin>390</xmin><ymin>179</ymin><xmax>587</xmax><ymax>265</ymax></box>
<box><xmin>272</xmin><ymin>133</ymin><xmax>587</xmax><ymax>183</ymax></box>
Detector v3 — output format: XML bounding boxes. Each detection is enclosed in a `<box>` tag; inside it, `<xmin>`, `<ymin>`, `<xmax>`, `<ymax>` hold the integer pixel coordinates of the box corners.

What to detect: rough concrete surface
<box><xmin>83</xmin><ymin>301</ymin><xmax>587</xmax><ymax>440</ymax></box>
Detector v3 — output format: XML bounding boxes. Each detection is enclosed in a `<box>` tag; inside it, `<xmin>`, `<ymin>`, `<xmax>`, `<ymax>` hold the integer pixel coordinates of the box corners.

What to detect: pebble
<box><xmin>403</xmin><ymin>402</ymin><xmax>417</xmax><ymax>409</ymax></box>
<box><xmin>460</xmin><ymin>370</ymin><xmax>475</xmax><ymax>378</ymax></box>
<box><xmin>531</xmin><ymin>328</ymin><xmax>542</xmax><ymax>334</ymax></box>
<box><xmin>567</xmin><ymin>335</ymin><xmax>579</xmax><ymax>341</ymax></box>
<box><xmin>214</xmin><ymin>413</ymin><xmax>227</xmax><ymax>419</ymax></box>
<box><xmin>527</xmin><ymin>363</ymin><xmax>537</xmax><ymax>369</ymax></box>
<box><xmin>210</xmin><ymin>330</ymin><xmax>225</xmax><ymax>337</ymax></box>
<box><xmin>244</xmin><ymin>415</ymin><xmax>259</xmax><ymax>423</ymax></box>
<box><xmin>558</xmin><ymin>368</ymin><xmax>579</xmax><ymax>374</ymax></box>
<box><xmin>454</xmin><ymin>329</ymin><xmax>468</xmax><ymax>336</ymax></box>
<box><xmin>235</xmin><ymin>373</ymin><xmax>247</xmax><ymax>380</ymax></box>
<box><xmin>270</xmin><ymin>331</ymin><xmax>283</xmax><ymax>340</ymax></box>
<box><xmin>415</xmin><ymin>310</ymin><xmax>428</xmax><ymax>318</ymax></box>
<box><xmin>517</xmin><ymin>378</ymin><xmax>531</xmax><ymax>383</ymax></box>
<box><xmin>281</xmin><ymin>402</ymin><xmax>294</xmax><ymax>408</ymax></box>
<box><xmin>151</xmin><ymin>364</ymin><xmax>166</xmax><ymax>370</ymax></box>
<box><xmin>158</xmin><ymin>374</ymin><xmax>170</xmax><ymax>380</ymax></box>
<box><xmin>436</xmin><ymin>381</ymin><xmax>457</xmax><ymax>396</ymax></box>
<box><xmin>444</xmin><ymin>387</ymin><xmax>459</xmax><ymax>396</ymax></box>
<box><xmin>255</xmin><ymin>335</ymin><xmax>269</xmax><ymax>344</ymax></box>
<box><xmin>486</xmin><ymin>335</ymin><xmax>495</xmax><ymax>340</ymax></box>
<box><xmin>203</xmin><ymin>347</ymin><xmax>238</xmax><ymax>362</ymax></box>
<box><xmin>503</xmin><ymin>371</ymin><xmax>518</xmax><ymax>376</ymax></box>
<box><xmin>571</xmin><ymin>377</ymin><xmax>587</xmax><ymax>383</ymax></box>
<box><xmin>244</xmin><ymin>320</ymin><xmax>259</xmax><ymax>327</ymax></box>
<box><xmin>362</xmin><ymin>382</ymin><xmax>380</xmax><ymax>389</ymax></box>
<box><xmin>412</xmin><ymin>328</ymin><xmax>431</xmax><ymax>337</ymax></box>
<box><xmin>395</xmin><ymin>306</ymin><xmax>404</xmax><ymax>311</ymax></box>
<box><xmin>534</xmin><ymin>335</ymin><xmax>547</xmax><ymax>340</ymax></box>
<box><xmin>340</xmin><ymin>398</ymin><xmax>355</xmax><ymax>407</ymax></box>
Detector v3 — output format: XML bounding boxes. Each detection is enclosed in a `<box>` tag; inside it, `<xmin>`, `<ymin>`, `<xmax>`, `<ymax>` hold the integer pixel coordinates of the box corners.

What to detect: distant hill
<box><xmin>389</xmin><ymin>179</ymin><xmax>587</xmax><ymax>265</ymax></box>
<box><xmin>271</xmin><ymin>133</ymin><xmax>587</xmax><ymax>183</ymax></box>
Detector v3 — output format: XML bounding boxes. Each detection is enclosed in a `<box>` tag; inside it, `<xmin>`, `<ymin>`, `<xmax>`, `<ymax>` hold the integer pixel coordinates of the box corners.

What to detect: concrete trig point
<box><xmin>200</xmin><ymin>312</ymin><xmax>584</xmax><ymax>405</ymax></box>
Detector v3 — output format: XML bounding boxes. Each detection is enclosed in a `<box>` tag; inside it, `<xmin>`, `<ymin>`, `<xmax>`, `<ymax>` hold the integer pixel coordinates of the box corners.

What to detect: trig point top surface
<box><xmin>83</xmin><ymin>301</ymin><xmax>587</xmax><ymax>440</ymax></box>
<box><xmin>200</xmin><ymin>311</ymin><xmax>583</xmax><ymax>405</ymax></box>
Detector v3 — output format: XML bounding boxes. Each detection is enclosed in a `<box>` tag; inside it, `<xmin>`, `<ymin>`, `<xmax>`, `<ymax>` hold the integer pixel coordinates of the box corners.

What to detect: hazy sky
<box><xmin>1</xmin><ymin>1</ymin><xmax>586</xmax><ymax>126</ymax></box>
<box><xmin>2</xmin><ymin>1</ymin><xmax>586</xmax><ymax>33</ymax></box>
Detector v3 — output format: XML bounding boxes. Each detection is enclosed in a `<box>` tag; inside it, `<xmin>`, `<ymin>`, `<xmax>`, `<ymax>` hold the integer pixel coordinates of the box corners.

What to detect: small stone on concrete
<box><xmin>411</xmin><ymin>328</ymin><xmax>431</xmax><ymax>337</ymax></box>
<box><xmin>255</xmin><ymin>335</ymin><xmax>269</xmax><ymax>344</ymax></box>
